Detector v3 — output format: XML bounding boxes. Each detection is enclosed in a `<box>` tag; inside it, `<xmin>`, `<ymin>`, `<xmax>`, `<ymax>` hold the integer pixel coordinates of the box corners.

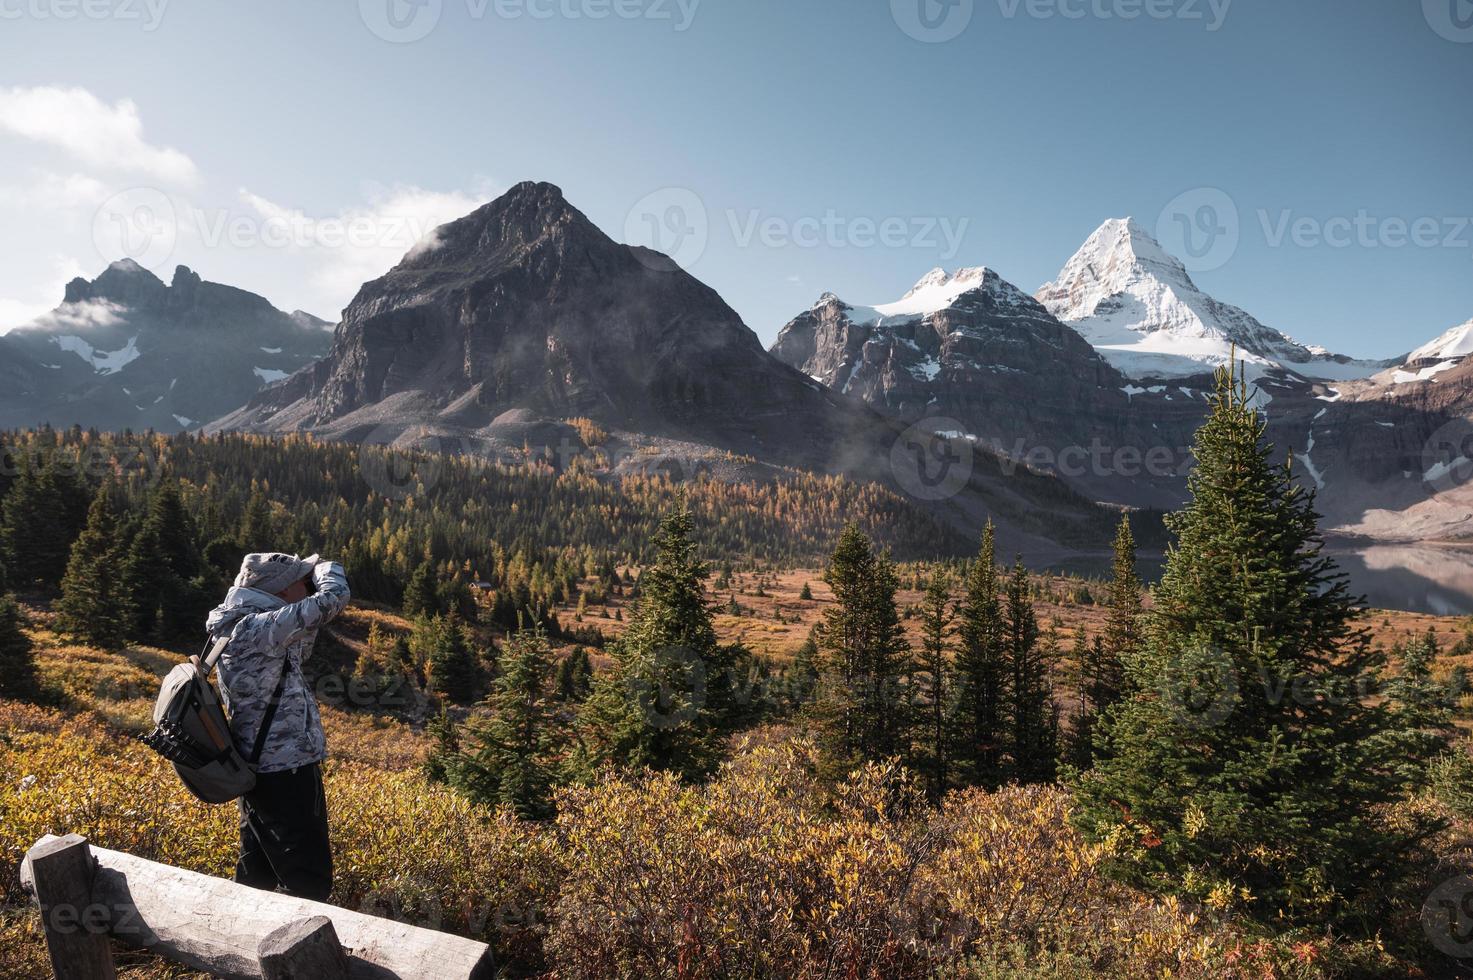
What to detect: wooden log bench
<box><xmin>20</xmin><ymin>834</ymin><xmax>496</xmax><ymax>980</ymax></box>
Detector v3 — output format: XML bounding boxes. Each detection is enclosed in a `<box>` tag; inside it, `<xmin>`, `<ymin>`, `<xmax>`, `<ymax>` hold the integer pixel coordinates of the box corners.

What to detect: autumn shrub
<box><xmin>545</xmin><ymin>737</ymin><xmax>1273</xmax><ymax>979</ymax></box>
<box><xmin>0</xmin><ymin>700</ymin><xmax>1434</xmax><ymax>978</ymax></box>
<box><xmin>0</xmin><ymin>701</ymin><xmax>558</xmax><ymax>971</ymax></box>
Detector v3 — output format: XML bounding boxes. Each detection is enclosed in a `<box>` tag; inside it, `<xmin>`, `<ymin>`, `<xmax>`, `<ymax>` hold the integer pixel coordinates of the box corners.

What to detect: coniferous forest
<box><xmin>2</xmin><ymin>369</ymin><xmax>1473</xmax><ymax>978</ymax></box>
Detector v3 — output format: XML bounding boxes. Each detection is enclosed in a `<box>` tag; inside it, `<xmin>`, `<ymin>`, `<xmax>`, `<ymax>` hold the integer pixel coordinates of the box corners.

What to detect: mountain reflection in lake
<box><xmin>1048</xmin><ymin>544</ymin><xmax>1473</xmax><ymax>616</ymax></box>
<box><xmin>1328</xmin><ymin>545</ymin><xmax>1473</xmax><ymax>616</ymax></box>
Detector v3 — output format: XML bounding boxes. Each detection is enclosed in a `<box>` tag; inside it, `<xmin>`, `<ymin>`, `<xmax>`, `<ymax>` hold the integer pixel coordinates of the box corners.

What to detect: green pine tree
<box><xmin>916</xmin><ymin>568</ymin><xmax>955</xmax><ymax>797</ymax></box>
<box><xmin>1071</xmin><ymin>517</ymin><xmax>1141</xmax><ymax>769</ymax></box>
<box><xmin>1006</xmin><ymin>559</ymin><xmax>1056</xmax><ymax>784</ymax></box>
<box><xmin>0</xmin><ymin>594</ymin><xmax>37</xmax><ymax>698</ymax></box>
<box><xmin>452</xmin><ymin>623</ymin><xmax>560</xmax><ymax>819</ymax></box>
<box><xmin>423</xmin><ymin>705</ymin><xmax>460</xmax><ymax>784</ymax></box>
<box><xmin>422</xmin><ymin>613</ymin><xmax>481</xmax><ymax>704</ymax></box>
<box><xmin>810</xmin><ymin>525</ymin><xmax>911</xmax><ymax>779</ymax></box>
<box><xmin>55</xmin><ymin>479</ymin><xmax>135</xmax><ymax>649</ymax></box>
<box><xmin>1382</xmin><ymin>628</ymin><xmax>1455</xmax><ymax>788</ymax></box>
<box><xmin>575</xmin><ymin>504</ymin><xmax>726</xmax><ymax>781</ymax></box>
<box><xmin>0</xmin><ymin>450</ymin><xmax>90</xmax><ymax>591</ymax></box>
<box><xmin>1069</xmin><ymin>363</ymin><xmax>1443</xmax><ymax>928</ymax></box>
<box><xmin>403</xmin><ymin>560</ymin><xmax>439</xmax><ymax>618</ymax></box>
<box><xmin>126</xmin><ymin>479</ymin><xmax>211</xmax><ymax>642</ymax></box>
<box><xmin>951</xmin><ymin>522</ymin><xmax>1008</xmax><ymax>788</ymax></box>
<box><xmin>236</xmin><ymin>489</ymin><xmax>274</xmax><ymax>552</ymax></box>
<box><xmin>556</xmin><ymin>646</ymin><xmax>594</xmax><ymax>702</ymax></box>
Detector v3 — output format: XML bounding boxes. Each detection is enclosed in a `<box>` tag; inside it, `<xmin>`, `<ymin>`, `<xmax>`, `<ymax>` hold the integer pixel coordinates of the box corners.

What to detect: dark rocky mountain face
<box><xmin>770</xmin><ymin>267</ymin><xmax>1202</xmax><ymax>509</ymax></box>
<box><xmin>221</xmin><ymin>183</ymin><xmax>894</xmax><ymax>472</ymax></box>
<box><xmin>0</xmin><ymin>260</ymin><xmax>330</xmax><ymax>433</ymax></box>
<box><xmin>213</xmin><ymin>182</ymin><xmax>1125</xmax><ymax>558</ymax></box>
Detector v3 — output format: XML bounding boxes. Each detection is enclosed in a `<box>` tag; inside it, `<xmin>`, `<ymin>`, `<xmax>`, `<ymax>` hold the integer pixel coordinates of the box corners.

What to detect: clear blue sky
<box><xmin>1</xmin><ymin>0</ymin><xmax>1470</xmax><ymax>357</ymax></box>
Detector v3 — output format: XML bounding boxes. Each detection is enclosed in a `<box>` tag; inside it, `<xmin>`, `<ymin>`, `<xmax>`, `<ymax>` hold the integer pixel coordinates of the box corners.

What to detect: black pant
<box><xmin>236</xmin><ymin>763</ymin><xmax>333</xmax><ymax>901</ymax></box>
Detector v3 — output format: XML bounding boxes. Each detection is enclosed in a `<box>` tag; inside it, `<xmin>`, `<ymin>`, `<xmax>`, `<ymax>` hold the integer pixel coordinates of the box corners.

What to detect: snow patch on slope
<box><xmin>52</xmin><ymin>333</ymin><xmax>141</xmax><ymax>375</ymax></box>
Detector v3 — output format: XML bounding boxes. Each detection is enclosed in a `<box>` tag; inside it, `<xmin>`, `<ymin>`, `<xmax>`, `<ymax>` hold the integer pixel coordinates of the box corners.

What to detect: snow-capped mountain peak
<box><xmin>1406</xmin><ymin>317</ymin><xmax>1473</xmax><ymax>364</ymax></box>
<box><xmin>1036</xmin><ymin>218</ymin><xmax>1383</xmax><ymax>383</ymax></box>
<box><xmin>1040</xmin><ymin>217</ymin><xmax>1196</xmax><ymax>324</ymax></box>
<box><xmin>872</xmin><ymin>266</ymin><xmax>994</xmax><ymax>320</ymax></box>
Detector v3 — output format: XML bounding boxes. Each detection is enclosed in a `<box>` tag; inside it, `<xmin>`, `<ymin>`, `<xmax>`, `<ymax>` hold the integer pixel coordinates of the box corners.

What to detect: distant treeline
<box><xmin>0</xmin><ymin>427</ymin><xmax>969</xmax><ymax>612</ymax></box>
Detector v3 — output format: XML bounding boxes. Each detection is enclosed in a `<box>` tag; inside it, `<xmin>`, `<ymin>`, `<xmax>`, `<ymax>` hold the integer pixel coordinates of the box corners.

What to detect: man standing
<box><xmin>205</xmin><ymin>553</ymin><xmax>350</xmax><ymax>901</ymax></box>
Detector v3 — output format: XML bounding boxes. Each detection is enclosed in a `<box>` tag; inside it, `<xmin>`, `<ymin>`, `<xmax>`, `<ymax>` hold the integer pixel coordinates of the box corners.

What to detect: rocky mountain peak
<box><xmin>1037</xmin><ymin>217</ymin><xmax>1194</xmax><ymax>324</ymax></box>
<box><xmin>65</xmin><ymin>259</ymin><xmax>167</xmax><ymax>306</ymax></box>
<box><xmin>393</xmin><ymin>180</ymin><xmax>594</xmax><ymax>274</ymax></box>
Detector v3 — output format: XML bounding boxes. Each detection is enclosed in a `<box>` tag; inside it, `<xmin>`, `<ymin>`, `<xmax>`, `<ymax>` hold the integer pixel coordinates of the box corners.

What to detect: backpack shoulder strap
<box><xmin>248</xmin><ymin>656</ymin><xmax>293</xmax><ymax>767</ymax></box>
<box><xmin>196</xmin><ymin>634</ymin><xmax>231</xmax><ymax>676</ymax></box>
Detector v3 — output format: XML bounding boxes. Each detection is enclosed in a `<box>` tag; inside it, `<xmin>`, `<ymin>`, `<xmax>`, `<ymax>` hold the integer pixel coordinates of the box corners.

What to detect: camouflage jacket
<box><xmin>205</xmin><ymin>561</ymin><xmax>350</xmax><ymax>774</ymax></box>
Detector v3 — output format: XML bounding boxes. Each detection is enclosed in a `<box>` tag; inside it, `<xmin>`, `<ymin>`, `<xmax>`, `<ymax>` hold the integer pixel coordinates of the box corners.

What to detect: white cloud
<box><xmin>0</xmin><ymin>254</ymin><xmax>87</xmax><ymax>334</ymax></box>
<box><xmin>0</xmin><ymin>171</ymin><xmax>109</xmax><ymax>211</ymax></box>
<box><xmin>235</xmin><ymin>180</ymin><xmax>498</xmax><ymax>305</ymax></box>
<box><xmin>0</xmin><ymin>86</ymin><xmax>198</xmax><ymax>184</ymax></box>
<box><xmin>0</xmin><ymin>86</ymin><xmax>496</xmax><ymax>328</ymax></box>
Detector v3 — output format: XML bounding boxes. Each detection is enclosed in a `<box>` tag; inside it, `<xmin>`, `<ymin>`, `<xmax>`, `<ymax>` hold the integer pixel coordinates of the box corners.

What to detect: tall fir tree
<box><xmin>126</xmin><ymin>479</ymin><xmax>211</xmax><ymax>642</ymax></box>
<box><xmin>575</xmin><ymin>503</ymin><xmax>726</xmax><ymax>781</ymax></box>
<box><xmin>916</xmin><ymin>568</ymin><xmax>955</xmax><ymax>798</ymax></box>
<box><xmin>1070</xmin><ymin>363</ymin><xmax>1443</xmax><ymax>928</ymax></box>
<box><xmin>1005</xmin><ymin>558</ymin><xmax>1056</xmax><ymax>784</ymax></box>
<box><xmin>56</xmin><ymin>479</ymin><xmax>135</xmax><ymax>649</ymax></box>
<box><xmin>1102</xmin><ymin>516</ymin><xmax>1143</xmax><ymax>675</ymax></box>
<box><xmin>950</xmin><ymin>522</ymin><xmax>1007</xmax><ymax>788</ymax></box>
<box><xmin>1070</xmin><ymin>516</ymin><xmax>1141</xmax><ymax>769</ymax></box>
<box><xmin>0</xmin><ymin>450</ymin><xmax>90</xmax><ymax>591</ymax></box>
<box><xmin>402</xmin><ymin>560</ymin><xmax>439</xmax><ymax>618</ymax></box>
<box><xmin>0</xmin><ymin>593</ymin><xmax>37</xmax><ymax>698</ymax></box>
<box><xmin>421</xmin><ymin>613</ymin><xmax>481</xmax><ymax>704</ymax></box>
<box><xmin>810</xmin><ymin>525</ymin><xmax>911</xmax><ymax>779</ymax></box>
<box><xmin>452</xmin><ymin>623</ymin><xmax>560</xmax><ymax>819</ymax></box>
<box><xmin>236</xmin><ymin>490</ymin><xmax>275</xmax><ymax>553</ymax></box>
<box><xmin>1382</xmin><ymin>628</ymin><xmax>1455</xmax><ymax>789</ymax></box>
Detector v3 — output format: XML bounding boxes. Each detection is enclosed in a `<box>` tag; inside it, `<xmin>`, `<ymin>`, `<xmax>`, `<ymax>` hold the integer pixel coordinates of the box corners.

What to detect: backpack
<box><xmin>139</xmin><ymin>633</ymin><xmax>289</xmax><ymax>804</ymax></box>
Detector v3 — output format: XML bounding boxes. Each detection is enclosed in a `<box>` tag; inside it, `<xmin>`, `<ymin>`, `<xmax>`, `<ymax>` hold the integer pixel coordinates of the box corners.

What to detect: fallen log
<box><xmin>22</xmin><ymin>835</ymin><xmax>495</xmax><ymax>980</ymax></box>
